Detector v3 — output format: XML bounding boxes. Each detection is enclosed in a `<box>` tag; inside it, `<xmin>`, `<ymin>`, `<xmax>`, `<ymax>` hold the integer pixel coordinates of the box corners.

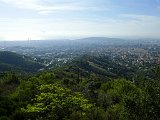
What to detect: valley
<box><xmin>0</xmin><ymin>37</ymin><xmax>160</xmax><ymax>120</ymax></box>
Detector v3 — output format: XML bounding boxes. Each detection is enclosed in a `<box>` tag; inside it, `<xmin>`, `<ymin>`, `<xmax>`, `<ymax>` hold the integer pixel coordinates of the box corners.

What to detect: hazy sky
<box><xmin>0</xmin><ymin>0</ymin><xmax>160</xmax><ymax>40</ymax></box>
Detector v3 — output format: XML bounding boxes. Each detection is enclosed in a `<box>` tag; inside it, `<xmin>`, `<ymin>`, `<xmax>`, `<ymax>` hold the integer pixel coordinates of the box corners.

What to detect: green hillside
<box><xmin>70</xmin><ymin>55</ymin><xmax>135</xmax><ymax>80</ymax></box>
<box><xmin>0</xmin><ymin>51</ymin><xmax>44</xmax><ymax>73</ymax></box>
<box><xmin>0</xmin><ymin>54</ymin><xmax>160</xmax><ymax>120</ymax></box>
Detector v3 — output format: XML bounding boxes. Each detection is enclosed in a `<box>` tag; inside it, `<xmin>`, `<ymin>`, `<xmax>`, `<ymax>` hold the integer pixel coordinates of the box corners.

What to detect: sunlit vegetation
<box><xmin>0</xmin><ymin>52</ymin><xmax>160</xmax><ymax>120</ymax></box>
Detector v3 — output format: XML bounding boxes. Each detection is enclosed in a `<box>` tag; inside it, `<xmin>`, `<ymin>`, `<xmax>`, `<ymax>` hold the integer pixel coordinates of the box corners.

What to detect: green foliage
<box><xmin>141</xmin><ymin>80</ymin><xmax>160</xmax><ymax>119</ymax></box>
<box><xmin>154</xmin><ymin>66</ymin><xmax>160</xmax><ymax>80</ymax></box>
<box><xmin>0</xmin><ymin>73</ymin><xmax>19</xmax><ymax>84</ymax></box>
<box><xmin>86</xmin><ymin>107</ymin><xmax>108</xmax><ymax>120</ymax></box>
<box><xmin>0</xmin><ymin>51</ymin><xmax>44</xmax><ymax>73</ymax></box>
<box><xmin>1</xmin><ymin>54</ymin><xmax>160</xmax><ymax>120</ymax></box>
<box><xmin>39</xmin><ymin>72</ymin><xmax>55</xmax><ymax>83</ymax></box>
<box><xmin>107</xmin><ymin>104</ymin><xmax>127</xmax><ymax>120</ymax></box>
<box><xmin>21</xmin><ymin>84</ymin><xmax>93</xmax><ymax>120</ymax></box>
<box><xmin>0</xmin><ymin>96</ymin><xmax>15</xmax><ymax>118</ymax></box>
<box><xmin>100</xmin><ymin>79</ymin><xmax>146</xmax><ymax>119</ymax></box>
<box><xmin>0</xmin><ymin>116</ymin><xmax>10</xmax><ymax>120</ymax></box>
<box><xmin>12</xmin><ymin>77</ymin><xmax>45</xmax><ymax>105</ymax></box>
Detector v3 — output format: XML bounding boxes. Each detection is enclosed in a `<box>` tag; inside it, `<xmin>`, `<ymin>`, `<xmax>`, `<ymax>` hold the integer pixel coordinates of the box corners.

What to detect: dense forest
<box><xmin>0</xmin><ymin>51</ymin><xmax>44</xmax><ymax>73</ymax></box>
<box><xmin>0</xmin><ymin>51</ymin><xmax>160</xmax><ymax>120</ymax></box>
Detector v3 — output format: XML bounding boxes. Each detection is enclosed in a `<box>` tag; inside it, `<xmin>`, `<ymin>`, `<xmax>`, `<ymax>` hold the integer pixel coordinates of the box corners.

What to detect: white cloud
<box><xmin>0</xmin><ymin>0</ymin><xmax>106</xmax><ymax>15</ymax></box>
<box><xmin>0</xmin><ymin>0</ymin><xmax>82</xmax><ymax>15</ymax></box>
<box><xmin>1</xmin><ymin>0</ymin><xmax>38</xmax><ymax>9</ymax></box>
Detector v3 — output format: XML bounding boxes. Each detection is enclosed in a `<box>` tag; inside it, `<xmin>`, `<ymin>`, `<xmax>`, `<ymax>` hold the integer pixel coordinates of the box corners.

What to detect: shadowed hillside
<box><xmin>0</xmin><ymin>51</ymin><xmax>44</xmax><ymax>73</ymax></box>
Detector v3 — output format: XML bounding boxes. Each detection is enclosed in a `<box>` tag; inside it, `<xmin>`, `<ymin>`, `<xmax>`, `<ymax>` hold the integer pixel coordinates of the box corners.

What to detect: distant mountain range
<box><xmin>1</xmin><ymin>37</ymin><xmax>159</xmax><ymax>48</ymax></box>
<box><xmin>0</xmin><ymin>51</ymin><xmax>44</xmax><ymax>73</ymax></box>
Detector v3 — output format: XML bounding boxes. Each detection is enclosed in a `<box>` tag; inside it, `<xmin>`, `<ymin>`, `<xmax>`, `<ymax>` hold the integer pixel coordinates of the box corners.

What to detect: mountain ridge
<box><xmin>0</xmin><ymin>51</ymin><xmax>44</xmax><ymax>73</ymax></box>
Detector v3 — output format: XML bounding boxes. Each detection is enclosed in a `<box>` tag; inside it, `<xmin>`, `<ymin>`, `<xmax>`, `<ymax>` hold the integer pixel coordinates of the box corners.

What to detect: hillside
<box><xmin>0</xmin><ymin>53</ymin><xmax>160</xmax><ymax>120</ymax></box>
<box><xmin>69</xmin><ymin>55</ymin><xmax>138</xmax><ymax>80</ymax></box>
<box><xmin>0</xmin><ymin>51</ymin><xmax>44</xmax><ymax>73</ymax></box>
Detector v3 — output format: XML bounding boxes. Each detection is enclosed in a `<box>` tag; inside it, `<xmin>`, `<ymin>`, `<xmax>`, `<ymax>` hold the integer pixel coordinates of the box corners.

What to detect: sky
<box><xmin>0</xmin><ymin>0</ymin><xmax>160</xmax><ymax>40</ymax></box>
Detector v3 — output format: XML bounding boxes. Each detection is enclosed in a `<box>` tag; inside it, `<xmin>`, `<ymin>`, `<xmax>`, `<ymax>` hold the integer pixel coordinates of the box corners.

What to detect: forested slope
<box><xmin>0</xmin><ymin>51</ymin><xmax>44</xmax><ymax>73</ymax></box>
<box><xmin>0</xmin><ymin>55</ymin><xmax>160</xmax><ymax>120</ymax></box>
